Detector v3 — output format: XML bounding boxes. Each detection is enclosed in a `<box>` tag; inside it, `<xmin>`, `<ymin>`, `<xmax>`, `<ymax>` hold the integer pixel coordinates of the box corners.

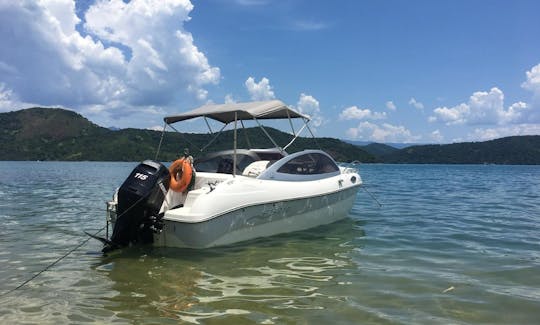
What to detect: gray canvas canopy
<box><xmin>164</xmin><ymin>100</ymin><xmax>309</xmax><ymax>124</ymax></box>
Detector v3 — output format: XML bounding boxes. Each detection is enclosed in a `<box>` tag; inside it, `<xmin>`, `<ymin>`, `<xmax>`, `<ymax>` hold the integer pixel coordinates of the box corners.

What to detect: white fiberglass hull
<box><xmin>154</xmin><ymin>172</ymin><xmax>361</xmax><ymax>248</ymax></box>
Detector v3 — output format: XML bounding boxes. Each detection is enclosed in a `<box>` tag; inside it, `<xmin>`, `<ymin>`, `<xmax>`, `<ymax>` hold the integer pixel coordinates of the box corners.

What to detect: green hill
<box><xmin>361</xmin><ymin>143</ymin><xmax>399</xmax><ymax>158</ymax></box>
<box><xmin>381</xmin><ymin>136</ymin><xmax>540</xmax><ymax>164</ymax></box>
<box><xmin>0</xmin><ymin>107</ymin><xmax>375</xmax><ymax>162</ymax></box>
<box><xmin>4</xmin><ymin>107</ymin><xmax>538</xmax><ymax>164</ymax></box>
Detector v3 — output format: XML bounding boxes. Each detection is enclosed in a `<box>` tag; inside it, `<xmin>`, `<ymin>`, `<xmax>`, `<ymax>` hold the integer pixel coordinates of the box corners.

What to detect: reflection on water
<box><xmin>89</xmin><ymin>219</ymin><xmax>364</xmax><ymax>324</ymax></box>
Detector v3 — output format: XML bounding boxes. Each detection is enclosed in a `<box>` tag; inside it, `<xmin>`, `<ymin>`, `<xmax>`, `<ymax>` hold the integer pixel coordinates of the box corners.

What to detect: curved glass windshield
<box><xmin>277</xmin><ymin>153</ymin><xmax>338</xmax><ymax>175</ymax></box>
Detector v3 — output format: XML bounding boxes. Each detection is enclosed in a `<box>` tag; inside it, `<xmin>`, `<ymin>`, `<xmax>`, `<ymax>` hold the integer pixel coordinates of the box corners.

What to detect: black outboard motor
<box><xmin>104</xmin><ymin>160</ymin><xmax>170</xmax><ymax>252</ymax></box>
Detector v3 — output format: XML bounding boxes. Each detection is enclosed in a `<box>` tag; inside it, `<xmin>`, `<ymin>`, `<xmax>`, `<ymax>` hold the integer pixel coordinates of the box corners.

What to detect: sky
<box><xmin>1</xmin><ymin>0</ymin><xmax>540</xmax><ymax>144</ymax></box>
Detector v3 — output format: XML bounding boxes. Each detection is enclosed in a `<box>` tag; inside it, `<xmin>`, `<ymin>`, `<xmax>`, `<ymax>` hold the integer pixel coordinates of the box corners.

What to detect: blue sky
<box><xmin>1</xmin><ymin>0</ymin><xmax>540</xmax><ymax>143</ymax></box>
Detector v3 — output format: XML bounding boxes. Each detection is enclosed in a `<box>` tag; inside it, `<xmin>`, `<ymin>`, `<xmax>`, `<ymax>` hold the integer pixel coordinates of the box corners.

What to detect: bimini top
<box><xmin>164</xmin><ymin>100</ymin><xmax>309</xmax><ymax>124</ymax></box>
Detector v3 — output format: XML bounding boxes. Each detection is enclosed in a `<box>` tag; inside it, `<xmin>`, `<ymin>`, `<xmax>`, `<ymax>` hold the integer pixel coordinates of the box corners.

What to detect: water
<box><xmin>1</xmin><ymin>162</ymin><xmax>539</xmax><ymax>324</ymax></box>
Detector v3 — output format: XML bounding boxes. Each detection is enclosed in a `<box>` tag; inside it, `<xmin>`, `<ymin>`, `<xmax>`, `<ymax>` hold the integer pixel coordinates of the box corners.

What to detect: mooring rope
<box><xmin>0</xmin><ymin>191</ymin><xmax>152</xmax><ymax>298</ymax></box>
<box><xmin>363</xmin><ymin>186</ymin><xmax>382</xmax><ymax>207</ymax></box>
<box><xmin>0</xmin><ymin>225</ymin><xmax>106</xmax><ymax>298</ymax></box>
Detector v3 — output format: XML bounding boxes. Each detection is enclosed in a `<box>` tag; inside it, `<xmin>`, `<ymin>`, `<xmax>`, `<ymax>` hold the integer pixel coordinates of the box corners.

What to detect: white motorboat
<box><xmin>101</xmin><ymin>100</ymin><xmax>362</xmax><ymax>251</ymax></box>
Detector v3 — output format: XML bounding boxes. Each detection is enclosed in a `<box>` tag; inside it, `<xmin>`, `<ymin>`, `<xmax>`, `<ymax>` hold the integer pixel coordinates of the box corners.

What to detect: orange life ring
<box><xmin>169</xmin><ymin>158</ymin><xmax>193</xmax><ymax>192</ymax></box>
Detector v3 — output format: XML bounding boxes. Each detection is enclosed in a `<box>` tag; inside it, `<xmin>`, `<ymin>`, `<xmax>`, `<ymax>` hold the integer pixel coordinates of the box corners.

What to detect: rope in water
<box><xmin>0</xmin><ymin>192</ymin><xmax>149</xmax><ymax>298</ymax></box>
<box><xmin>0</xmin><ymin>225</ymin><xmax>106</xmax><ymax>298</ymax></box>
<box><xmin>363</xmin><ymin>186</ymin><xmax>383</xmax><ymax>207</ymax></box>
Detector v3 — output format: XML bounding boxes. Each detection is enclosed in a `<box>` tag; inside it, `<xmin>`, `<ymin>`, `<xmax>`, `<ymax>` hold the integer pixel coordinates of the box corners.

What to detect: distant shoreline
<box><xmin>2</xmin><ymin>107</ymin><xmax>539</xmax><ymax>164</ymax></box>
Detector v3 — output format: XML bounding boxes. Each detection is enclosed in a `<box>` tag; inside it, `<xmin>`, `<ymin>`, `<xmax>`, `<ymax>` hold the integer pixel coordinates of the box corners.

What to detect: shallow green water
<box><xmin>1</xmin><ymin>162</ymin><xmax>539</xmax><ymax>324</ymax></box>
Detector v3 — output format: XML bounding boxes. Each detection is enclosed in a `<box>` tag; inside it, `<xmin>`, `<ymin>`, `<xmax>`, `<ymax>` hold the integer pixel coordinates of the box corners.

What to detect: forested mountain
<box><xmin>361</xmin><ymin>143</ymin><xmax>399</xmax><ymax>157</ymax></box>
<box><xmin>2</xmin><ymin>107</ymin><xmax>539</xmax><ymax>164</ymax></box>
<box><xmin>0</xmin><ymin>107</ymin><xmax>375</xmax><ymax>162</ymax></box>
<box><xmin>380</xmin><ymin>136</ymin><xmax>540</xmax><ymax>164</ymax></box>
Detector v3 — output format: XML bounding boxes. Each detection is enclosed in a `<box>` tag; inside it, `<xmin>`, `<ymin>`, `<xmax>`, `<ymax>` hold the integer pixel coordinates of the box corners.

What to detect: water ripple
<box><xmin>1</xmin><ymin>163</ymin><xmax>540</xmax><ymax>324</ymax></box>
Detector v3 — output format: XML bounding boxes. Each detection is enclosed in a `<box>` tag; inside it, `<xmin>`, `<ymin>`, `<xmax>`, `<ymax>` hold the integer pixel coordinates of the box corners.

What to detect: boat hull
<box><xmin>154</xmin><ymin>185</ymin><xmax>359</xmax><ymax>248</ymax></box>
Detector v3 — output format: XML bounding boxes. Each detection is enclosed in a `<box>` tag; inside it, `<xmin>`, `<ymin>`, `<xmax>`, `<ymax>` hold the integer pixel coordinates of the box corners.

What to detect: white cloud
<box><xmin>224</xmin><ymin>94</ymin><xmax>236</xmax><ymax>104</ymax></box>
<box><xmin>339</xmin><ymin>106</ymin><xmax>387</xmax><ymax>120</ymax></box>
<box><xmin>430</xmin><ymin>129</ymin><xmax>444</xmax><ymax>143</ymax></box>
<box><xmin>296</xmin><ymin>93</ymin><xmax>323</xmax><ymax>127</ymax></box>
<box><xmin>430</xmin><ymin>63</ymin><xmax>540</xmax><ymax>132</ymax></box>
<box><xmin>521</xmin><ymin>63</ymin><xmax>540</xmax><ymax>116</ymax></box>
<box><xmin>0</xmin><ymin>0</ymin><xmax>121</xmax><ymax>106</ymax></box>
<box><xmin>80</xmin><ymin>101</ymin><xmax>167</xmax><ymax>129</ymax></box>
<box><xmin>245</xmin><ymin>77</ymin><xmax>275</xmax><ymax>101</ymax></box>
<box><xmin>467</xmin><ymin>124</ymin><xmax>540</xmax><ymax>141</ymax></box>
<box><xmin>0</xmin><ymin>0</ymin><xmax>220</xmax><ymax>123</ymax></box>
<box><xmin>0</xmin><ymin>82</ymin><xmax>37</xmax><ymax>112</ymax></box>
<box><xmin>84</xmin><ymin>0</ymin><xmax>219</xmax><ymax>104</ymax></box>
<box><xmin>0</xmin><ymin>83</ymin><xmax>17</xmax><ymax>112</ymax></box>
<box><xmin>467</xmin><ymin>87</ymin><xmax>505</xmax><ymax>124</ymax></box>
<box><xmin>291</xmin><ymin>20</ymin><xmax>329</xmax><ymax>31</ymax></box>
<box><xmin>430</xmin><ymin>87</ymin><xmax>533</xmax><ymax>126</ymax></box>
<box><xmin>346</xmin><ymin>121</ymin><xmax>419</xmax><ymax>143</ymax></box>
<box><xmin>386</xmin><ymin>101</ymin><xmax>396</xmax><ymax>111</ymax></box>
<box><xmin>522</xmin><ymin>63</ymin><xmax>540</xmax><ymax>96</ymax></box>
<box><xmin>148</xmin><ymin>125</ymin><xmax>166</xmax><ymax>131</ymax></box>
<box><xmin>409</xmin><ymin>97</ymin><xmax>424</xmax><ymax>110</ymax></box>
<box><xmin>430</xmin><ymin>103</ymin><xmax>469</xmax><ymax>125</ymax></box>
<box><xmin>501</xmin><ymin>101</ymin><xmax>529</xmax><ymax>124</ymax></box>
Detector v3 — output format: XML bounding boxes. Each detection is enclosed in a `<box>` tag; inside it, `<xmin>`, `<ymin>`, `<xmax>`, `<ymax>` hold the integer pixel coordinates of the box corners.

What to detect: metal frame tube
<box><xmin>200</xmin><ymin>123</ymin><xmax>229</xmax><ymax>153</ymax></box>
<box><xmin>154</xmin><ymin>121</ymin><xmax>167</xmax><ymax>160</ymax></box>
<box><xmin>254</xmin><ymin>118</ymin><xmax>282</xmax><ymax>152</ymax></box>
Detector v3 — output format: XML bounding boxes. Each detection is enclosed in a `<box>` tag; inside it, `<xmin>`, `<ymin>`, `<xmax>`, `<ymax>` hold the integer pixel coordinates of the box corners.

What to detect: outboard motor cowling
<box><xmin>105</xmin><ymin>160</ymin><xmax>169</xmax><ymax>252</ymax></box>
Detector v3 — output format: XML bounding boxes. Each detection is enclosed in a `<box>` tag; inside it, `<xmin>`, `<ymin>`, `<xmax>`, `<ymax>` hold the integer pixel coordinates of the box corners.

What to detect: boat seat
<box><xmin>242</xmin><ymin>160</ymin><xmax>271</xmax><ymax>177</ymax></box>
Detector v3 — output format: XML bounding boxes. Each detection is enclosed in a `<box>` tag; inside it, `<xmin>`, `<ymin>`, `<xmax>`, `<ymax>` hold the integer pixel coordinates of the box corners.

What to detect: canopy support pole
<box><xmin>240</xmin><ymin>120</ymin><xmax>252</xmax><ymax>149</ymax></box>
<box><xmin>200</xmin><ymin>123</ymin><xmax>229</xmax><ymax>154</ymax></box>
<box><xmin>254</xmin><ymin>118</ymin><xmax>282</xmax><ymax>153</ymax></box>
<box><xmin>154</xmin><ymin>121</ymin><xmax>167</xmax><ymax>160</ymax></box>
<box><xmin>203</xmin><ymin>117</ymin><xmax>214</xmax><ymax>134</ymax></box>
<box><xmin>304</xmin><ymin>118</ymin><xmax>321</xmax><ymax>149</ymax></box>
<box><xmin>283</xmin><ymin>122</ymin><xmax>308</xmax><ymax>152</ymax></box>
<box><xmin>168</xmin><ymin>124</ymin><xmax>203</xmax><ymax>154</ymax></box>
<box><xmin>286</xmin><ymin>109</ymin><xmax>296</xmax><ymax>135</ymax></box>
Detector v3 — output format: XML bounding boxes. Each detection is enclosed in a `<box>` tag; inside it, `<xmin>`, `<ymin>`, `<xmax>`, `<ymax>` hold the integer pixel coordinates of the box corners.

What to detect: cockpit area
<box><xmin>194</xmin><ymin>149</ymin><xmax>340</xmax><ymax>181</ymax></box>
<box><xmin>193</xmin><ymin>148</ymin><xmax>285</xmax><ymax>175</ymax></box>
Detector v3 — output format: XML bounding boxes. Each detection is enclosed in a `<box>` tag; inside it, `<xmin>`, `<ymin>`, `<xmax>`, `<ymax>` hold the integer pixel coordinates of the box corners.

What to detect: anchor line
<box><xmin>363</xmin><ymin>186</ymin><xmax>382</xmax><ymax>207</ymax></box>
<box><xmin>0</xmin><ymin>225</ymin><xmax>105</xmax><ymax>298</ymax></box>
<box><xmin>0</xmin><ymin>192</ymin><xmax>151</xmax><ymax>297</ymax></box>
